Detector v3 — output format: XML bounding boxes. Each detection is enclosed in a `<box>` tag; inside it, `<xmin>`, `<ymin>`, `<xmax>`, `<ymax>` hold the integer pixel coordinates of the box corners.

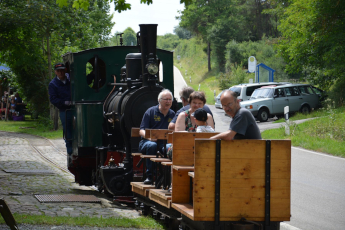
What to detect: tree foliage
<box><xmin>123</xmin><ymin>27</ymin><xmax>137</xmax><ymax>46</ymax></box>
<box><xmin>56</xmin><ymin>0</ymin><xmax>192</xmax><ymax>12</ymax></box>
<box><xmin>0</xmin><ymin>0</ymin><xmax>114</xmax><ymax>116</ymax></box>
<box><xmin>179</xmin><ymin>0</ymin><xmax>283</xmax><ymax>71</ymax></box>
<box><xmin>277</xmin><ymin>0</ymin><xmax>345</xmax><ymax>89</ymax></box>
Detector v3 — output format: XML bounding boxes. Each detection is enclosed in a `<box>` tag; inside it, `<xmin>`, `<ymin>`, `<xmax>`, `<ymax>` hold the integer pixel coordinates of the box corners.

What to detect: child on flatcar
<box><xmin>192</xmin><ymin>108</ymin><xmax>215</xmax><ymax>133</ymax></box>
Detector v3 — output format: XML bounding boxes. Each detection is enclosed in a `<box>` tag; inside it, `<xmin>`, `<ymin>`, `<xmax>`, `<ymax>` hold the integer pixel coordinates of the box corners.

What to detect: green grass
<box><xmin>0</xmin><ymin>115</ymin><xmax>62</xmax><ymax>139</ymax></box>
<box><xmin>262</xmin><ymin>106</ymin><xmax>345</xmax><ymax>157</ymax></box>
<box><xmin>0</xmin><ymin>214</ymin><xmax>164</xmax><ymax>229</ymax></box>
<box><xmin>273</xmin><ymin>106</ymin><xmax>345</xmax><ymax>123</ymax></box>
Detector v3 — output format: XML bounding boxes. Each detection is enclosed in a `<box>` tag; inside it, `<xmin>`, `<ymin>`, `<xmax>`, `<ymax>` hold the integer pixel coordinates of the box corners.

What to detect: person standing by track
<box><xmin>48</xmin><ymin>63</ymin><xmax>73</xmax><ymax>166</ymax></box>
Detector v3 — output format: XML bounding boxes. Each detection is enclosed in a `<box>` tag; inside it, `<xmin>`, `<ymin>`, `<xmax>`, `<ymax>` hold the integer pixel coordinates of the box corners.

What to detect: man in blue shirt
<box><xmin>48</xmin><ymin>63</ymin><xmax>73</xmax><ymax>166</ymax></box>
<box><xmin>168</xmin><ymin>86</ymin><xmax>213</xmax><ymax>130</ymax></box>
<box><xmin>139</xmin><ymin>89</ymin><xmax>175</xmax><ymax>184</ymax></box>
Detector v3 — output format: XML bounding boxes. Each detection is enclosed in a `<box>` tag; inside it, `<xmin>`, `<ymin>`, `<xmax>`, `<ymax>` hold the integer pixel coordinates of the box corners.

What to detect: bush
<box><xmin>328</xmin><ymin>78</ymin><xmax>345</xmax><ymax>107</ymax></box>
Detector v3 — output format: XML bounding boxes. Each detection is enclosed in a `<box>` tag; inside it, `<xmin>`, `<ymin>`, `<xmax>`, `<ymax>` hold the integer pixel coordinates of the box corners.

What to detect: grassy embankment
<box><xmin>262</xmin><ymin>106</ymin><xmax>345</xmax><ymax>157</ymax></box>
<box><xmin>173</xmin><ymin>38</ymin><xmax>221</xmax><ymax>105</ymax></box>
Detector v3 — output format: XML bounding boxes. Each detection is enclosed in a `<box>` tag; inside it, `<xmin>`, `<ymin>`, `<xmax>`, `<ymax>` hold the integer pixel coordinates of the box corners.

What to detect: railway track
<box><xmin>17</xmin><ymin>133</ymin><xmax>73</xmax><ymax>175</ymax></box>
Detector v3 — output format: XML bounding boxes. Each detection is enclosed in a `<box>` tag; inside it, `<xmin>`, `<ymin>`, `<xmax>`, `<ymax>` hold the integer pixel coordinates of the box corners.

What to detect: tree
<box><xmin>174</xmin><ymin>26</ymin><xmax>192</xmax><ymax>40</ymax></box>
<box><xmin>277</xmin><ymin>0</ymin><xmax>345</xmax><ymax>89</ymax></box>
<box><xmin>123</xmin><ymin>27</ymin><xmax>137</xmax><ymax>46</ymax></box>
<box><xmin>0</xmin><ymin>0</ymin><xmax>114</xmax><ymax>121</ymax></box>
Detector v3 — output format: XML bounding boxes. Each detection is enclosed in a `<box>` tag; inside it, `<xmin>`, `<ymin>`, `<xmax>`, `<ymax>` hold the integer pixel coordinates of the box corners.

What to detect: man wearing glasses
<box><xmin>139</xmin><ymin>89</ymin><xmax>175</xmax><ymax>184</ymax></box>
<box><xmin>210</xmin><ymin>90</ymin><xmax>261</xmax><ymax>140</ymax></box>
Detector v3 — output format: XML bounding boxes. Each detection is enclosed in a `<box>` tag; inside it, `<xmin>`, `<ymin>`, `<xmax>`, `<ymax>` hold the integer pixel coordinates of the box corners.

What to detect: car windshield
<box><xmin>251</xmin><ymin>88</ymin><xmax>273</xmax><ymax>99</ymax></box>
<box><xmin>216</xmin><ymin>91</ymin><xmax>224</xmax><ymax>98</ymax></box>
<box><xmin>229</xmin><ymin>87</ymin><xmax>241</xmax><ymax>96</ymax></box>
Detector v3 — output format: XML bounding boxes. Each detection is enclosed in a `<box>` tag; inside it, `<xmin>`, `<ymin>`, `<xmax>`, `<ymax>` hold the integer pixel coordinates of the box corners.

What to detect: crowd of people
<box><xmin>0</xmin><ymin>91</ymin><xmax>24</xmax><ymax>120</ymax></box>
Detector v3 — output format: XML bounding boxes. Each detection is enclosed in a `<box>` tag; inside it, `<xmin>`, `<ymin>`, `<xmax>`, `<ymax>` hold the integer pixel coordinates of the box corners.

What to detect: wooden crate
<box><xmin>172</xmin><ymin>139</ymin><xmax>291</xmax><ymax>222</ymax></box>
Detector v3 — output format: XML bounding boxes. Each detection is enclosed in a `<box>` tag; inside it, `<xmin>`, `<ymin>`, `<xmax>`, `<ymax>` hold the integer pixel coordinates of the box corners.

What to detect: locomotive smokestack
<box><xmin>139</xmin><ymin>24</ymin><xmax>158</xmax><ymax>86</ymax></box>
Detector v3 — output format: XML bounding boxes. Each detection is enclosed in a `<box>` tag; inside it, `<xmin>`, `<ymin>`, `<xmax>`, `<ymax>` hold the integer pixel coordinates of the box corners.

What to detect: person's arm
<box><xmin>210</xmin><ymin>130</ymin><xmax>237</xmax><ymax>141</ymax></box>
<box><xmin>175</xmin><ymin>112</ymin><xmax>186</xmax><ymax>131</ymax></box>
<box><xmin>206</xmin><ymin>113</ymin><xmax>215</xmax><ymax>129</ymax></box>
<box><xmin>168</xmin><ymin>122</ymin><xmax>175</xmax><ymax>130</ymax></box>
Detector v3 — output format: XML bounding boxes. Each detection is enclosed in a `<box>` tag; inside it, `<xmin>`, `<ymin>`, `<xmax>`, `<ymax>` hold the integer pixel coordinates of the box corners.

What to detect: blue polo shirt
<box><xmin>140</xmin><ymin>105</ymin><xmax>175</xmax><ymax>131</ymax></box>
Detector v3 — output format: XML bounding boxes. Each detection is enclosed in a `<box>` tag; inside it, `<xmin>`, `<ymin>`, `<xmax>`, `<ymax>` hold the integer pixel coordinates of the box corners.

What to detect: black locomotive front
<box><xmin>97</xmin><ymin>24</ymin><xmax>168</xmax><ymax>196</ymax></box>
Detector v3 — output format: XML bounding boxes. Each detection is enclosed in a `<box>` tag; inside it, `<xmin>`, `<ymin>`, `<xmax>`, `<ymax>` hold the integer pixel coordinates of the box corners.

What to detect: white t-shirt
<box><xmin>196</xmin><ymin>125</ymin><xmax>215</xmax><ymax>133</ymax></box>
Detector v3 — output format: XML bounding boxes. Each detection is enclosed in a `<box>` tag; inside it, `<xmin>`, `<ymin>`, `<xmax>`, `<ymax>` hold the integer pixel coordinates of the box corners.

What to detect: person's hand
<box><xmin>64</xmin><ymin>101</ymin><xmax>71</xmax><ymax>106</ymax></box>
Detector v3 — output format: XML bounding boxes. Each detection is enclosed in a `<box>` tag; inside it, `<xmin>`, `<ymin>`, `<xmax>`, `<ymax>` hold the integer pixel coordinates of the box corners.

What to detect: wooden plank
<box><xmin>167</xmin><ymin>133</ymin><xmax>173</xmax><ymax>143</ymax></box>
<box><xmin>161</xmin><ymin>162</ymin><xmax>173</xmax><ymax>166</ymax></box>
<box><xmin>144</xmin><ymin>129</ymin><xmax>151</xmax><ymax>139</ymax></box>
<box><xmin>131</xmin><ymin>182</ymin><xmax>155</xmax><ymax>197</ymax></box>
<box><xmin>172</xmin><ymin>132</ymin><xmax>219</xmax><ymax>166</ymax></box>
<box><xmin>188</xmin><ymin>172</ymin><xmax>194</xmax><ymax>178</ymax></box>
<box><xmin>132</xmin><ymin>153</ymin><xmax>142</xmax><ymax>156</ymax></box>
<box><xmin>193</xmin><ymin>139</ymin><xmax>216</xmax><ymax>221</ymax></box>
<box><xmin>172</xmin><ymin>166</ymin><xmax>194</xmax><ymax>171</ymax></box>
<box><xmin>150</xmin><ymin>129</ymin><xmax>171</xmax><ymax>140</ymax></box>
<box><xmin>150</xmin><ymin>158</ymin><xmax>171</xmax><ymax>162</ymax></box>
<box><xmin>172</xmin><ymin>169</ymin><xmax>190</xmax><ymax>203</ymax></box>
<box><xmin>140</xmin><ymin>155</ymin><xmax>156</xmax><ymax>158</ymax></box>
<box><xmin>131</xmin><ymin>128</ymin><xmax>140</xmax><ymax>137</ymax></box>
<box><xmin>149</xmin><ymin>189</ymin><xmax>172</xmax><ymax>208</ymax></box>
<box><xmin>172</xmin><ymin>203</ymin><xmax>194</xmax><ymax>220</ymax></box>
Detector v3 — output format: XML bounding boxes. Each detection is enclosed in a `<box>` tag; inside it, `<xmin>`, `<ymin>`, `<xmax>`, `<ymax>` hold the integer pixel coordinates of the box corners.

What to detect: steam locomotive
<box><xmin>62</xmin><ymin>24</ymin><xmax>175</xmax><ymax>197</ymax></box>
<box><xmin>61</xmin><ymin>24</ymin><xmax>291</xmax><ymax>230</ymax></box>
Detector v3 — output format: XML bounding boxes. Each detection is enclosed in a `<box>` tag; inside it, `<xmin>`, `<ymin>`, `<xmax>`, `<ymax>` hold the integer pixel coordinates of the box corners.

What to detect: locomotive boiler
<box><xmin>62</xmin><ymin>24</ymin><xmax>176</xmax><ymax>197</ymax></box>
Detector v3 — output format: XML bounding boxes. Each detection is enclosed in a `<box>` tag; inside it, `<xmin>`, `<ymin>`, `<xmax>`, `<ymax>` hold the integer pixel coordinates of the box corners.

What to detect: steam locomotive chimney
<box><xmin>139</xmin><ymin>24</ymin><xmax>158</xmax><ymax>86</ymax></box>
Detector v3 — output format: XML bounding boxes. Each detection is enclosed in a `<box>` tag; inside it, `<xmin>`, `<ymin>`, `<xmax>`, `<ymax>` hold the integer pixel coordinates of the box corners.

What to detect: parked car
<box><xmin>215</xmin><ymin>90</ymin><xmax>225</xmax><ymax>109</ymax></box>
<box><xmin>215</xmin><ymin>82</ymin><xmax>288</xmax><ymax>109</ymax></box>
<box><xmin>240</xmin><ymin>84</ymin><xmax>319</xmax><ymax>122</ymax></box>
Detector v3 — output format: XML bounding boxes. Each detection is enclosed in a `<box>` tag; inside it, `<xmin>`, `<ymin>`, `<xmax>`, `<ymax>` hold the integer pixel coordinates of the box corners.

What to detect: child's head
<box><xmin>11</xmin><ymin>99</ymin><xmax>15</xmax><ymax>103</ymax></box>
<box><xmin>192</xmin><ymin>108</ymin><xmax>208</xmax><ymax>126</ymax></box>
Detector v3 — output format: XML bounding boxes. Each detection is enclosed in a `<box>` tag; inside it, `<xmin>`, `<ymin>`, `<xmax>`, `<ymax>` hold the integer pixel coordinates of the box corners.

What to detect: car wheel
<box><xmin>257</xmin><ymin>108</ymin><xmax>269</xmax><ymax>122</ymax></box>
<box><xmin>300</xmin><ymin>105</ymin><xmax>310</xmax><ymax>114</ymax></box>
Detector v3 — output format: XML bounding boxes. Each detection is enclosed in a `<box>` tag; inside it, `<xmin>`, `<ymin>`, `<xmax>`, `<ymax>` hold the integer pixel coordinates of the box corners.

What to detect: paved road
<box><xmin>289</xmin><ymin>147</ymin><xmax>345</xmax><ymax>230</ymax></box>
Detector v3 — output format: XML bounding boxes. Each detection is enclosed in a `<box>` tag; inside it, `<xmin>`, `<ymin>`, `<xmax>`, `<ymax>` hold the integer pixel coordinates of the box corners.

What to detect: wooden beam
<box><xmin>131</xmin><ymin>128</ymin><xmax>140</xmax><ymax>137</ymax></box>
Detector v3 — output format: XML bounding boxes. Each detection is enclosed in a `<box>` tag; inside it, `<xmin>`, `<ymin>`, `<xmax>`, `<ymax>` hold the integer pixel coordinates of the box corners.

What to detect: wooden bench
<box><xmin>131</xmin><ymin>182</ymin><xmax>155</xmax><ymax>197</ymax></box>
<box><xmin>172</xmin><ymin>139</ymin><xmax>291</xmax><ymax>223</ymax></box>
<box><xmin>131</xmin><ymin>128</ymin><xmax>172</xmax><ymax>194</ymax></box>
<box><xmin>149</xmin><ymin>189</ymin><xmax>172</xmax><ymax>208</ymax></box>
<box><xmin>172</xmin><ymin>132</ymin><xmax>219</xmax><ymax>166</ymax></box>
<box><xmin>171</xmin><ymin>132</ymin><xmax>219</xmax><ymax>204</ymax></box>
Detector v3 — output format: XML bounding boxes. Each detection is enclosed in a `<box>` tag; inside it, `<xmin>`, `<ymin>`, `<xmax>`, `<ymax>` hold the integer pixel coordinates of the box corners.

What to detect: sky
<box><xmin>110</xmin><ymin>0</ymin><xmax>186</xmax><ymax>36</ymax></box>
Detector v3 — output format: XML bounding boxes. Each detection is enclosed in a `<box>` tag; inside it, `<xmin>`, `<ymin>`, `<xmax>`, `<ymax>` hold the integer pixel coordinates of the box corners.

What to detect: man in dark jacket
<box><xmin>48</xmin><ymin>63</ymin><xmax>73</xmax><ymax>165</ymax></box>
